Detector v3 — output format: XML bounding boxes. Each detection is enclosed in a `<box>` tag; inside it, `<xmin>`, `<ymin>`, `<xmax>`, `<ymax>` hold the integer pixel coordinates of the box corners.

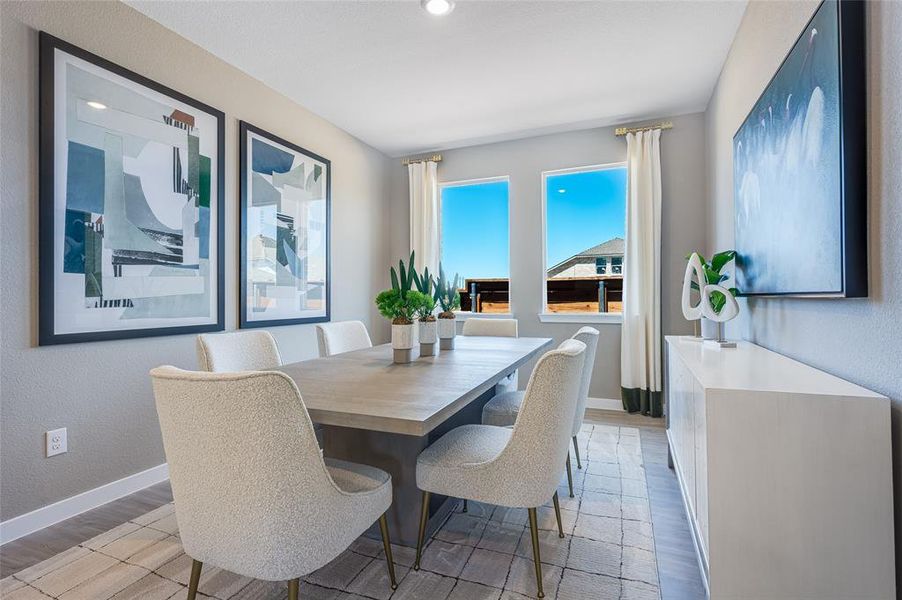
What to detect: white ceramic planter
<box><xmin>392</xmin><ymin>323</ymin><xmax>417</xmax><ymax>363</ymax></box>
<box><xmin>438</xmin><ymin>317</ymin><xmax>456</xmax><ymax>350</ymax></box>
<box><xmin>419</xmin><ymin>320</ymin><xmax>438</xmax><ymax>356</ymax></box>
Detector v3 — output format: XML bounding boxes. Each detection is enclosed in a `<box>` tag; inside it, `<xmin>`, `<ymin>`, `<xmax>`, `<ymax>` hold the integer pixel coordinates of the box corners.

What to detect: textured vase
<box><xmin>438</xmin><ymin>317</ymin><xmax>456</xmax><ymax>350</ymax></box>
<box><xmin>392</xmin><ymin>323</ymin><xmax>417</xmax><ymax>363</ymax></box>
<box><xmin>419</xmin><ymin>320</ymin><xmax>438</xmax><ymax>356</ymax></box>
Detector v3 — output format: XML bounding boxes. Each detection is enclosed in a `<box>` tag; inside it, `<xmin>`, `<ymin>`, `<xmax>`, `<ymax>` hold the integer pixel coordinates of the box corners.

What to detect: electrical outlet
<box><xmin>45</xmin><ymin>428</ymin><xmax>67</xmax><ymax>457</ymax></box>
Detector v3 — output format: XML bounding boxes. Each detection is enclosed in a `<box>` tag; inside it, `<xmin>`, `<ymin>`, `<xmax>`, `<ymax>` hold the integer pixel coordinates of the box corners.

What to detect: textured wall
<box><xmin>705</xmin><ymin>0</ymin><xmax>902</xmax><ymax>584</ymax></box>
<box><xmin>389</xmin><ymin>113</ymin><xmax>709</xmax><ymax>401</ymax></box>
<box><xmin>0</xmin><ymin>1</ymin><xmax>392</xmax><ymax>520</ymax></box>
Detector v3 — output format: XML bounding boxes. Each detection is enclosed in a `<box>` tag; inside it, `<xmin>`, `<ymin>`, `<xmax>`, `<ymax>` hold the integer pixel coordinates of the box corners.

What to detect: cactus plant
<box><xmin>435</xmin><ymin>263</ymin><xmax>461</xmax><ymax>318</ymax></box>
<box><xmin>376</xmin><ymin>251</ymin><xmax>421</xmax><ymax>325</ymax></box>
<box><xmin>411</xmin><ymin>267</ymin><xmax>437</xmax><ymax>321</ymax></box>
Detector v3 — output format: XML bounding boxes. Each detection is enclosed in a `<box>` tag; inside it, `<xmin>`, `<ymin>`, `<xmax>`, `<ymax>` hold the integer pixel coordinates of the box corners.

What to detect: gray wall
<box><xmin>0</xmin><ymin>1</ymin><xmax>392</xmax><ymax>520</ymax></box>
<box><xmin>390</xmin><ymin>113</ymin><xmax>708</xmax><ymax>400</ymax></box>
<box><xmin>705</xmin><ymin>0</ymin><xmax>902</xmax><ymax>584</ymax></box>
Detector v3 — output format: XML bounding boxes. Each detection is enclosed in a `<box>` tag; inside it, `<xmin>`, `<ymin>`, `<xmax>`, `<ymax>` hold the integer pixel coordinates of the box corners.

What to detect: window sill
<box><xmin>454</xmin><ymin>312</ymin><xmax>514</xmax><ymax>322</ymax></box>
<box><xmin>538</xmin><ymin>312</ymin><xmax>622</xmax><ymax>324</ymax></box>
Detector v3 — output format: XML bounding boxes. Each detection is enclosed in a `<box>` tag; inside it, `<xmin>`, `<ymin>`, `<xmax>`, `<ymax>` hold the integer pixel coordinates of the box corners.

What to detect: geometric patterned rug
<box><xmin>1</xmin><ymin>425</ymin><xmax>659</xmax><ymax>600</ymax></box>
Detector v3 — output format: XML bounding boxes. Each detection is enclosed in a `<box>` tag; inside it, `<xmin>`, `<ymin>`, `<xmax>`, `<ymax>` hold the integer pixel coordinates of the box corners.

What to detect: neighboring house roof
<box><xmin>547</xmin><ymin>237</ymin><xmax>624</xmax><ymax>278</ymax></box>
<box><xmin>574</xmin><ymin>237</ymin><xmax>624</xmax><ymax>258</ymax></box>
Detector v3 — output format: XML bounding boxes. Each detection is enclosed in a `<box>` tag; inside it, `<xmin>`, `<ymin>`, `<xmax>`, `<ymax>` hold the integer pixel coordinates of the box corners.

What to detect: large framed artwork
<box><xmin>239</xmin><ymin>122</ymin><xmax>330</xmax><ymax>328</ymax></box>
<box><xmin>39</xmin><ymin>33</ymin><xmax>225</xmax><ymax>345</ymax></box>
<box><xmin>732</xmin><ymin>0</ymin><xmax>866</xmax><ymax>297</ymax></box>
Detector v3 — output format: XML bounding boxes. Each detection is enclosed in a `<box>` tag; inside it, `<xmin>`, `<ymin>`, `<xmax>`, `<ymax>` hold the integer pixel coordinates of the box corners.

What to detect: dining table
<box><xmin>277</xmin><ymin>334</ymin><xmax>553</xmax><ymax>546</ymax></box>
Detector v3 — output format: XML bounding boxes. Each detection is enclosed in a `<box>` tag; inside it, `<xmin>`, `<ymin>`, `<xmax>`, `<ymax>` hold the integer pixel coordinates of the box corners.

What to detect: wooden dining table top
<box><xmin>276</xmin><ymin>336</ymin><xmax>553</xmax><ymax>436</ymax></box>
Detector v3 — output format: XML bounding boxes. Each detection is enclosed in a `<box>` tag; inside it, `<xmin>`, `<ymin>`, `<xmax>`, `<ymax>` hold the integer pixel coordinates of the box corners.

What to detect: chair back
<box><xmin>571</xmin><ymin>327</ymin><xmax>600</xmax><ymax>436</ymax></box>
<box><xmin>196</xmin><ymin>331</ymin><xmax>281</xmax><ymax>372</ymax></box>
<box><xmin>494</xmin><ymin>339</ymin><xmax>585</xmax><ymax>507</ymax></box>
<box><xmin>151</xmin><ymin>367</ymin><xmax>352</xmax><ymax>579</ymax></box>
<box><xmin>316</xmin><ymin>321</ymin><xmax>373</xmax><ymax>357</ymax></box>
<box><xmin>461</xmin><ymin>318</ymin><xmax>518</xmax><ymax>337</ymax></box>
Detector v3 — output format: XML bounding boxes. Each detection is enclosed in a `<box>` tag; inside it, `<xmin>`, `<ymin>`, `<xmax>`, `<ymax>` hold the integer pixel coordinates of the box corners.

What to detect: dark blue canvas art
<box><xmin>733</xmin><ymin>0</ymin><xmax>866</xmax><ymax>297</ymax></box>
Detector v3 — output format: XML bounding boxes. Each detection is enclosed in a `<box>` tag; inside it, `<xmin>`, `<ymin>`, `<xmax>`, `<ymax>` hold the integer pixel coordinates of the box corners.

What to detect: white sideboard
<box><xmin>665</xmin><ymin>336</ymin><xmax>895</xmax><ymax>599</ymax></box>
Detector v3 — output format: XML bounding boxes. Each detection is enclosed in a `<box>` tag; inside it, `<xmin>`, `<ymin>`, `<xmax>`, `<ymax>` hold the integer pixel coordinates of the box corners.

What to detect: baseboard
<box><xmin>586</xmin><ymin>397</ymin><xmax>624</xmax><ymax>411</ymax></box>
<box><xmin>0</xmin><ymin>463</ymin><xmax>169</xmax><ymax>545</ymax></box>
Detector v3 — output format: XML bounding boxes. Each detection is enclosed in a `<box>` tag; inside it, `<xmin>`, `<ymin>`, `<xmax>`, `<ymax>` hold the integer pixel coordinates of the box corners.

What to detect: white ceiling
<box><xmin>127</xmin><ymin>0</ymin><xmax>747</xmax><ymax>157</ymax></box>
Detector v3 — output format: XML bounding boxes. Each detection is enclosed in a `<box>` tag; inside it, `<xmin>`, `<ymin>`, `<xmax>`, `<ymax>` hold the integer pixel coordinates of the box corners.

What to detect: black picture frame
<box><xmin>38</xmin><ymin>32</ymin><xmax>225</xmax><ymax>345</ymax></box>
<box><xmin>239</xmin><ymin>121</ymin><xmax>331</xmax><ymax>328</ymax></box>
<box><xmin>732</xmin><ymin>0</ymin><xmax>867</xmax><ymax>298</ymax></box>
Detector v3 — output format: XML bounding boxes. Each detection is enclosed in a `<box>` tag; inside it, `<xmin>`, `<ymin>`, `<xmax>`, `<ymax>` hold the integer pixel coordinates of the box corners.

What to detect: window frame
<box><xmin>540</xmin><ymin>162</ymin><xmax>626</xmax><ymax>324</ymax></box>
<box><xmin>438</xmin><ymin>175</ymin><xmax>512</xmax><ymax>318</ymax></box>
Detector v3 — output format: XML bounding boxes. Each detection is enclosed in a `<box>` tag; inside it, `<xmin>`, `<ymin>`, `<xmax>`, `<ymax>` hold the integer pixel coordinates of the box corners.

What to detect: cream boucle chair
<box><xmin>413</xmin><ymin>338</ymin><xmax>586</xmax><ymax>599</ymax></box>
<box><xmin>151</xmin><ymin>367</ymin><xmax>398</xmax><ymax>600</ymax></box>
<box><xmin>461</xmin><ymin>317</ymin><xmax>519</xmax><ymax>395</ymax></box>
<box><xmin>196</xmin><ymin>330</ymin><xmax>282</xmax><ymax>372</ymax></box>
<box><xmin>460</xmin><ymin>317</ymin><xmax>518</xmax><ymax>338</ymax></box>
<box><xmin>315</xmin><ymin>321</ymin><xmax>373</xmax><ymax>357</ymax></box>
<box><xmin>481</xmin><ymin>327</ymin><xmax>600</xmax><ymax>498</ymax></box>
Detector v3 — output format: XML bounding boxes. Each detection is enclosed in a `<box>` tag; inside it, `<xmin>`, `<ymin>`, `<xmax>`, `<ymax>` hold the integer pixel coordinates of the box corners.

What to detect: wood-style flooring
<box><xmin>0</xmin><ymin>410</ymin><xmax>705</xmax><ymax>599</ymax></box>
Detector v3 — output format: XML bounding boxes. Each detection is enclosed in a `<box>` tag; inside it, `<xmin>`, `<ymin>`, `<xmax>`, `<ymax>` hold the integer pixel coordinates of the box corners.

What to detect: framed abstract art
<box><xmin>733</xmin><ymin>0</ymin><xmax>866</xmax><ymax>297</ymax></box>
<box><xmin>239</xmin><ymin>121</ymin><xmax>331</xmax><ymax>328</ymax></box>
<box><xmin>39</xmin><ymin>33</ymin><xmax>225</xmax><ymax>345</ymax></box>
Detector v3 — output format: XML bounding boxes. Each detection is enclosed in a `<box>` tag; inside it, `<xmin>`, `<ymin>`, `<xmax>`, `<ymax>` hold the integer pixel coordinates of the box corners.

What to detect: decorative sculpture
<box><xmin>681</xmin><ymin>251</ymin><xmax>740</xmax><ymax>349</ymax></box>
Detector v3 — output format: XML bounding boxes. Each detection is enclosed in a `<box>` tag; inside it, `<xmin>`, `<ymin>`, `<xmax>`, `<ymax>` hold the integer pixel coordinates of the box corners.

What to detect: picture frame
<box><xmin>39</xmin><ymin>32</ymin><xmax>225</xmax><ymax>345</ymax></box>
<box><xmin>239</xmin><ymin>121</ymin><xmax>331</xmax><ymax>328</ymax></box>
<box><xmin>732</xmin><ymin>0</ymin><xmax>866</xmax><ymax>298</ymax></box>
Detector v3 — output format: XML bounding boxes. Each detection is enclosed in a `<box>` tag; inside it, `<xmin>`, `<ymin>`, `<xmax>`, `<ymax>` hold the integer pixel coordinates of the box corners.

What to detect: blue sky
<box><xmin>440</xmin><ymin>168</ymin><xmax>626</xmax><ymax>280</ymax></box>
<box><xmin>546</xmin><ymin>168</ymin><xmax>627</xmax><ymax>267</ymax></box>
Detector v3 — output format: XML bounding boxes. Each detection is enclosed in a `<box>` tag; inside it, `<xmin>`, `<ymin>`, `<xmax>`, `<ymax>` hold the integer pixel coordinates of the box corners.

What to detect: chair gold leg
<box><xmin>572</xmin><ymin>436</ymin><xmax>582</xmax><ymax>469</ymax></box>
<box><xmin>187</xmin><ymin>559</ymin><xmax>203</xmax><ymax>600</ymax></box>
<box><xmin>565</xmin><ymin>453</ymin><xmax>574</xmax><ymax>498</ymax></box>
<box><xmin>527</xmin><ymin>508</ymin><xmax>545</xmax><ymax>598</ymax></box>
<box><xmin>377</xmin><ymin>513</ymin><xmax>399</xmax><ymax>590</ymax></box>
<box><xmin>288</xmin><ymin>578</ymin><xmax>299</xmax><ymax>600</ymax></box>
<box><xmin>462</xmin><ymin>499</ymin><xmax>468</xmax><ymax>513</ymax></box>
<box><xmin>414</xmin><ymin>490</ymin><xmax>431</xmax><ymax>571</ymax></box>
<box><xmin>552</xmin><ymin>491</ymin><xmax>565</xmax><ymax>539</ymax></box>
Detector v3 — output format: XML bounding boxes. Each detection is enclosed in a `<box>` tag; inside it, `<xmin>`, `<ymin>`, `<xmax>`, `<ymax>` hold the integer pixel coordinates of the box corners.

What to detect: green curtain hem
<box><xmin>621</xmin><ymin>387</ymin><xmax>663</xmax><ymax>418</ymax></box>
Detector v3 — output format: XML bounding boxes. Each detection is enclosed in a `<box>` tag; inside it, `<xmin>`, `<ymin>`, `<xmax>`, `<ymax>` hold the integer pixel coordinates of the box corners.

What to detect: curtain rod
<box><xmin>614</xmin><ymin>121</ymin><xmax>673</xmax><ymax>137</ymax></box>
<box><xmin>401</xmin><ymin>154</ymin><xmax>443</xmax><ymax>166</ymax></box>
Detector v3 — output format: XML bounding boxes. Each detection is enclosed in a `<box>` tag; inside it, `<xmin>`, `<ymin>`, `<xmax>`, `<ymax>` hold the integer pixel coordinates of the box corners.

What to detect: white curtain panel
<box><xmin>620</xmin><ymin>129</ymin><xmax>663</xmax><ymax>416</ymax></box>
<box><xmin>408</xmin><ymin>160</ymin><xmax>440</xmax><ymax>274</ymax></box>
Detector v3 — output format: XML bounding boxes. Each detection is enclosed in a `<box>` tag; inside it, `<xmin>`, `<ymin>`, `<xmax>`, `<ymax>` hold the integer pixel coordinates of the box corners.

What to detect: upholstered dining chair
<box><xmin>316</xmin><ymin>320</ymin><xmax>373</xmax><ymax>357</ymax></box>
<box><xmin>481</xmin><ymin>326</ymin><xmax>599</xmax><ymax>498</ymax></box>
<box><xmin>461</xmin><ymin>317</ymin><xmax>519</xmax><ymax>395</ymax></box>
<box><xmin>413</xmin><ymin>339</ymin><xmax>586</xmax><ymax>599</ymax></box>
<box><xmin>151</xmin><ymin>367</ymin><xmax>398</xmax><ymax>600</ymax></box>
<box><xmin>196</xmin><ymin>330</ymin><xmax>282</xmax><ymax>372</ymax></box>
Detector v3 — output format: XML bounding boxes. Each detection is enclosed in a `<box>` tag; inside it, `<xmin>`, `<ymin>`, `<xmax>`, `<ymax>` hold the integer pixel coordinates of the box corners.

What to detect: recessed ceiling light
<box><xmin>421</xmin><ymin>0</ymin><xmax>454</xmax><ymax>16</ymax></box>
<box><xmin>86</xmin><ymin>101</ymin><xmax>107</xmax><ymax>110</ymax></box>
<box><xmin>558</xmin><ymin>189</ymin><xmax>566</xmax><ymax>194</ymax></box>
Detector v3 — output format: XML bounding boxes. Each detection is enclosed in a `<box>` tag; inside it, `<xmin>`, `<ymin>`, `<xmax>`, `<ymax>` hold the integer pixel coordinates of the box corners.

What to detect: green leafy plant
<box><xmin>376</xmin><ymin>251</ymin><xmax>420</xmax><ymax>324</ymax></box>
<box><xmin>686</xmin><ymin>250</ymin><xmax>739</xmax><ymax>314</ymax></box>
<box><xmin>411</xmin><ymin>269</ymin><xmax>437</xmax><ymax>321</ymax></box>
<box><xmin>435</xmin><ymin>263</ymin><xmax>461</xmax><ymax>317</ymax></box>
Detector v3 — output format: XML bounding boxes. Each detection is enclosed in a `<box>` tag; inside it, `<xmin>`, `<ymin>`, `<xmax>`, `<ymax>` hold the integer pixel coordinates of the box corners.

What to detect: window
<box><xmin>440</xmin><ymin>177</ymin><xmax>510</xmax><ymax>313</ymax></box>
<box><xmin>543</xmin><ymin>164</ymin><xmax>627</xmax><ymax>315</ymax></box>
<box><xmin>595</xmin><ymin>257</ymin><xmax>607</xmax><ymax>275</ymax></box>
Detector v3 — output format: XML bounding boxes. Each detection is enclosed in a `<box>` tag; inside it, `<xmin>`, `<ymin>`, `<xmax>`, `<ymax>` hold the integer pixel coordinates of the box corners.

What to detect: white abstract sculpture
<box><xmin>681</xmin><ymin>252</ymin><xmax>739</xmax><ymax>349</ymax></box>
<box><xmin>681</xmin><ymin>253</ymin><xmax>706</xmax><ymax>322</ymax></box>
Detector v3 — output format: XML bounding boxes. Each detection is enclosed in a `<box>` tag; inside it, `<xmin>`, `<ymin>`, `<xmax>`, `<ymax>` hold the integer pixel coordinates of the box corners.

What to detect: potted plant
<box><xmin>687</xmin><ymin>250</ymin><xmax>739</xmax><ymax>339</ymax></box>
<box><xmin>412</xmin><ymin>267</ymin><xmax>439</xmax><ymax>356</ymax></box>
<box><xmin>435</xmin><ymin>264</ymin><xmax>461</xmax><ymax>350</ymax></box>
<box><xmin>375</xmin><ymin>252</ymin><xmax>425</xmax><ymax>363</ymax></box>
